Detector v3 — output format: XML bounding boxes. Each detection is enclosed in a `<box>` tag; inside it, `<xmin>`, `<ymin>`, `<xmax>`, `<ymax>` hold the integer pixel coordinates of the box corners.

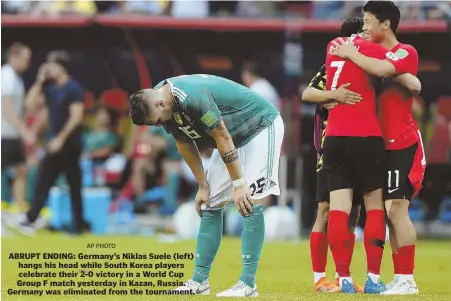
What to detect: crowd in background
<box><xmin>1</xmin><ymin>1</ymin><xmax>450</xmax><ymax>236</ymax></box>
<box><xmin>1</xmin><ymin>0</ymin><xmax>450</xmax><ymax>20</ymax></box>
<box><xmin>1</xmin><ymin>42</ymin><xmax>281</xmax><ymax>234</ymax></box>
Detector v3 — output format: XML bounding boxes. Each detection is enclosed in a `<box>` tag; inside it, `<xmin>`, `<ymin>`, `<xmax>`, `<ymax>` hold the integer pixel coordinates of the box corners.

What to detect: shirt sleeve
<box><xmin>1</xmin><ymin>67</ymin><xmax>15</xmax><ymax>97</ymax></box>
<box><xmin>184</xmin><ymin>89</ymin><xmax>222</xmax><ymax>133</ymax></box>
<box><xmin>68</xmin><ymin>83</ymin><xmax>84</xmax><ymax>104</ymax></box>
<box><xmin>384</xmin><ymin>45</ymin><xmax>418</xmax><ymax>75</ymax></box>
<box><xmin>360</xmin><ymin>42</ymin><xmax>388</xmax><ymax>60</ymax></box>
<box><xmin>308</xmin><ymin>64</ymin><xmax>327</xmax><ymax>91</ymax></box>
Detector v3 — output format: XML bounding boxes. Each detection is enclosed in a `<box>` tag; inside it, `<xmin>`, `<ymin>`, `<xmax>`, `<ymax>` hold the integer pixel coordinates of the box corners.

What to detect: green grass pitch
<box><xmin>2</xmin><ymin>233</ymin><xmax>451</xmax><ymax>300</ymax></box>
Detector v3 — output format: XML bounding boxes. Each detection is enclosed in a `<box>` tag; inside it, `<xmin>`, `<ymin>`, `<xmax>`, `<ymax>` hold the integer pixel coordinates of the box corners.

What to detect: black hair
<box><xmin>129</xmin><ymin>90</ymin><xmax>149</xmax><ymax>126</ymax></box>
<box><xmin>340</xmin><ymin>17</ymin><xmax>364</xmax><ymax>36</ymax></box>
<box><xmin>363</xmin><ymin>1</ymin><xmax>401</xmax><ymax>34</ymax></box>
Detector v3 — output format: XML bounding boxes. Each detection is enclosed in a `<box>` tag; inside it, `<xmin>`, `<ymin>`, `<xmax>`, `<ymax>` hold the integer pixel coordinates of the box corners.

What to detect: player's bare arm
<box><xmin>208</xmin><ymin>121</ymin><xmax>253</xmax><ymax>217</ymax></box>
<box><xmin>174</xmin><ymin>138</ymin><xmax>210</xmax><ymax>216</ymax></box>
<box><xmin>331</xmin><ymin>38</ymin><xmax>396</xmax><ymax>77</ymax></box>
<box><xmin>332</xmin><ymin>39</ymin><xmax>421</xmax><ymax>95</ymax></box>
<box><xmin>25</xmin><ymin>63</ymin><xmax>48</xmax><ymax>110</ymax></box>
<box><xmin>302</xmin><ymin>84</ymin><xmax>362</xmax><ymax>105</ymax></box>
<box><xmin>392</xmin><ymin>73</ymin><xmax>422</xmax><ymax>95</ymax></box>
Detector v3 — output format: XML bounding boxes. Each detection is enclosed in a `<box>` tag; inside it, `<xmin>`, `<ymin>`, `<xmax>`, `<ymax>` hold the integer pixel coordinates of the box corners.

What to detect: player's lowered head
<box><xmin>340</xmin><ymin>16</ymin><xmax>363</xmax><ymax>37</ymax></box>
<box><xmin>129</xmin><ymin>88</ymin><xmax>174</xmax><ymax>127</ymax></box>
<box><xmin>362</xmin><ymin>0</ymin><xmax>400</xmax><ymax>42</ymax></box>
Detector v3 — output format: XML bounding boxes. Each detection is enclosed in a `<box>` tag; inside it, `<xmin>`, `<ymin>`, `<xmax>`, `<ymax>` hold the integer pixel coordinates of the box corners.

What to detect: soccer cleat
<box><xmin>340</xmin><ymin>279</ymin><xmax>356</xmax><ymax>294</ymax></box>
<box><xmin>334</xmin><ymin>278</ymin><xmax>363</xmax><ymax>293</ymax></box>
<box><xmin>216</xmin><ymin>281</ymin><xmax>258</xmax><ymax>297</ymax></box>
<box><xmin>363</xmin><ymin>276</ymin><xmax>386</xmax><ymax>294</ymax></box>
<box><xmin>174</xmin><ymin>280</ymin><xmax>210</xmax><ymax>295</ymax></box>
<box><xmin>385</xmin><ymin>274</ymin><xmax>400</xmax><ymax>290</ymax></box>
<box><xmin>381</xmin><ymin>280</ymin><xmax>419</xmax><ymax>295</ymax></box>
<box><xmin>314</xmin><ymin>277</ymin><xmax>340</xmax><ymax>293</ymax></box>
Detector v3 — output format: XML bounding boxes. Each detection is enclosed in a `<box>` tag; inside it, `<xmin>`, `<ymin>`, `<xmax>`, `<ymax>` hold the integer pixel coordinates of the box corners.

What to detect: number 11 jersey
<box><xmin>325</xmin><ymin>35</ymin><xmax>387</xmax><ymax>137</ymax></box>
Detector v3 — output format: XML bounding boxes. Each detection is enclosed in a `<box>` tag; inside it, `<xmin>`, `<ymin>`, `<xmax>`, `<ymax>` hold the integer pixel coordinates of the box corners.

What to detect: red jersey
<box><xmin>378</xmin><ymin>43</ymin><xmax>420</xmax><ymax>150</ymax></box>
<box><xmin>325</xmin><ymin>36</ymin><xmax>388</xmax><ymax>137</ymax></box>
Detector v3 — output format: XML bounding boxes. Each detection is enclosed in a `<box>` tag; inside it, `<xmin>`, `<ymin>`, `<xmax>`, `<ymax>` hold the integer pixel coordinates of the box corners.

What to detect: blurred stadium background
<box><xmin>1</xmin><ymin>1</ymin><xmax>451</xmax><ymax>240</ymax></box>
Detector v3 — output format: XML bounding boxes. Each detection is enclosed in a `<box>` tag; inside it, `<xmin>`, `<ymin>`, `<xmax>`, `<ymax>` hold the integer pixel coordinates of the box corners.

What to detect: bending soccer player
<box><xmin>332</xmin><ymin>1</ymin><xmax>424</xmax><ymax>295</ymax></box>
<box><xmin>128</xmin><ymin>74</ymin><xmax>283</xmax><ymax>297</ymax></box>
<box><xmin>302</xmin><ymin>16</ymin><xmax>365</xmax><ymax>293</ymax></box>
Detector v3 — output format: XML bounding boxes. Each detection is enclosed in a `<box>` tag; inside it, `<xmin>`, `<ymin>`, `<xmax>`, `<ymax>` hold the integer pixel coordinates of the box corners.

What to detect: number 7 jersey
<box><xmin>325</xmin><ymin>35</ymin><xmax>387</xmax><ymax>137</ymax></box>
<box><xmin>153</xmin><ymin>74</ymin><xmax>279</xmax><ymax>149</ymax></box>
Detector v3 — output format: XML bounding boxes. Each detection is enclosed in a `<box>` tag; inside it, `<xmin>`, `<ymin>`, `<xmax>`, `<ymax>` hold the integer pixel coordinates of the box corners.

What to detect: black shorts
<box><xmin>316</xmin><ymin>168</ymin><xmax>329</xmax><ymax>202</ymax></box>
<box><xmin>384</xmin><ymin>143</ymin><xmax>418</xmax><ymax>201</ymax></box>
<box><xmin>1</xmin><ymin>139</ymin><xmax>26</xmax><ymax>169</ymax></box>
<box><xmin>316</xmin><ymin>154</ymin><xmax>363</xmax><ymax>205</ymax></box>
<box><xmin>323</xmin><ymin>136</ymin><xmax>386</xmax><ymax>193</ymax></box>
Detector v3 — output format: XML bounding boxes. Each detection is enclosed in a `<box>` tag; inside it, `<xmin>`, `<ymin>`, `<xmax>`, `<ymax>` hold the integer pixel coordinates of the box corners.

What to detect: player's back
<box><xmin>325</xmin><ymin>36</ymin><xmax>387</xmax><ymax>137</ymax></box>
<box><xmin>160</xmin><ymin>74</ymin><xmax>279</xmax><ymax>147</ymax></box>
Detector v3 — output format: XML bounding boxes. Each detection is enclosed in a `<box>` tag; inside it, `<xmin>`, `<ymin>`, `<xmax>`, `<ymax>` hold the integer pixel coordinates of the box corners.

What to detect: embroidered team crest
<box><xmin>174</xmin><ymin>113</ymin><xmax>183</xmax><ymax>125</ymax></box>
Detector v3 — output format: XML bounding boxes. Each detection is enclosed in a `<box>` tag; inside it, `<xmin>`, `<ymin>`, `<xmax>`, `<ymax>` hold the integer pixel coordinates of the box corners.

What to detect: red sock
<box><xmin>364</xmin><ymin>210</ymin><xmax>386</xmax><ymax>275</ymax></box>
<box><xmin>347</xmin><ymin>232</ymin><xmax>356</xmax><ymax>264</ymax></box>
<box><xmin>310</xmin><ymin>232</ymin><xmax>328</xmax><ymax>273</ymax></box>
<box><xmin>120</xmin><ymin>180</ymin><xmax>134</xmax><ymax>199</ymax></box>
<box><xmin>392</xmin><ymin>252</ymin><xmax>401</xmax><ymax>274</ymax></box>
<box><xmin>328</xmin><ymin>211</ymin><xmax>351</xmax><ymax>277</ymax></box>
<box><xmin>398</xmin><ymin>245</ymin><xmax>415</xmax><ymax>274</ymax></box>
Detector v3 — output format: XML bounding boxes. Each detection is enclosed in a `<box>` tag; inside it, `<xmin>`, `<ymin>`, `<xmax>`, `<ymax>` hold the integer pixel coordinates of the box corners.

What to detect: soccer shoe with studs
<box><xmin>385</xmin><ymin>274</ymin><xmax>400</xmax><ymax>290</ymax></box>
<box><xmin>340</xmin><ymin>279</ymin><xmax>357</xmax><ymax>294</ymax></box>
<box><xmin>173</xmin><ymin>279</ymin><xmax>210</xmax><ymax>295</ymax></box>
<box><xmin>216</xmin><ymin>281</ymin><xmax>258</xmax><ymax>297</ymax></box>
<box><xmin>381</xmin><ymin>280</ymin><xmax>419</xmax><ymax>295</ymax></box>
<box><xmin>314</xmin><ymin>276</ymin><xmax>341</xmax><ymax>293</ymax></box>
<box><xmin>363</xmin><ymin>276</ymin><xmax>386</xmax><ymax>294</ymax></box>
<box><xmin>334</xmin><ymin>277</ymin><xmax>363</xmax><ymax>293</ymax></box>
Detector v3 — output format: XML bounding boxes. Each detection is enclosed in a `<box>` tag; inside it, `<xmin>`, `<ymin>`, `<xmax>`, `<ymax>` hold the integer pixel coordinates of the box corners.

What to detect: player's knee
<box><xmin>363</xmin><ymin>188</ymin><xmax>384</xmax><ymax>211</ymax></box>
<box><xmin>252</xmin><ymin>197</ymin><xmax>268</xmax><ymax>207</ymax></box>
<box><xmin>387</xmin><ymin>199</ymin><xmax>410</xmax><ymax>223</ymax></box>
<box><xmin>317</xmin><ymin>202</ymin><xmax>330</xmax><ymax>223</ymax></box>
<box><xmin>330</xmin><ymin>189</ymin><xmax>353</xmax><ymax>213</ymax></box>
<box><xmin>210</xmin><ymin>202</ymin><xmax>226</xmax><ymax>210</ymax></box>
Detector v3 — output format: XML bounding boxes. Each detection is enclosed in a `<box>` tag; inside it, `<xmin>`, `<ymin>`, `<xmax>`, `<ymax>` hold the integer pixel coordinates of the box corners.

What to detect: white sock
<box><xmin>314</xmin><ymin>272</ymin><xmax>326</xmax><ymax>284</ymax></box>
<box><xmin>368</xmin><ymin>272</ymin><xmax>380</xmax><ymax>283</ymax></box>
<box><xmin>399</xmin><ymin>274</ymin><xmax>415</xmax><ymax>283</ymax></box>
<box><xmin>339</xmin><ymin>277</ymin><xmax>353</xmax><ymax>288</ymax></box>
<box><xmin>335</xmin><ymin>272</ymin><xmax>339</xmax><ymax>279</ymax></box>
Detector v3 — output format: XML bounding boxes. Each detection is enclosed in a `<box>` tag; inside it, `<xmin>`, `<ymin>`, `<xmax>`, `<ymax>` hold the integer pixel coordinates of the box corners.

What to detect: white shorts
<box><xmin>206</xmin><ymin>115</ymin><xmax>284</xmax><ymax>208</ymax></box>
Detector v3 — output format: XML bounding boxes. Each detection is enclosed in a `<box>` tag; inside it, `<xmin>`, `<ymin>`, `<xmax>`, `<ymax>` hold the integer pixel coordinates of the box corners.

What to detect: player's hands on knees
<box><xmin>332</xmin><ymin>83</ymin><xmax>362</xmax><ymax>105</ymax></box>
<box><xmin>195</xmin><ymin>183</ymin><xmax>210</xmax><ymax>217</ymax></box>
<box><xmin>232</xmin><ymin>185</ymin><xmax>254</xmax><ymax>217</ymax></box>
